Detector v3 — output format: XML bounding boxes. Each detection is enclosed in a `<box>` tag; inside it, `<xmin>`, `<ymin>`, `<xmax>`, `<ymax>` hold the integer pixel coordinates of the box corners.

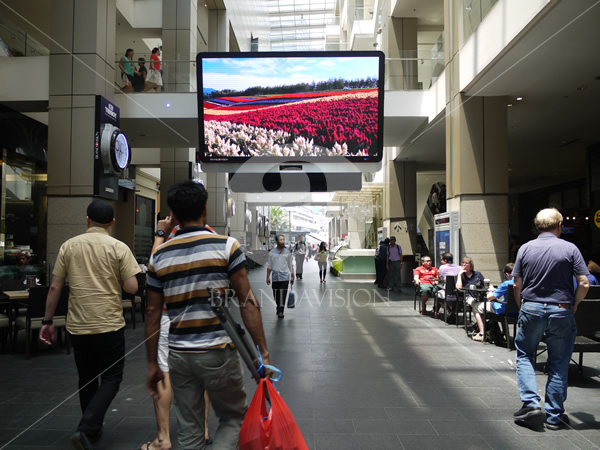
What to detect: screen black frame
<box><xmin>196</xmin><ymin>50</ymin><xmax>385</xmax><ymax>167</ymax></box>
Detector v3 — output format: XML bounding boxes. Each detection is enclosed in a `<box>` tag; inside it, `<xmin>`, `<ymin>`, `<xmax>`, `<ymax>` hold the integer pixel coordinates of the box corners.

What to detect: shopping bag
<box><xmin>287</xmin><ymin>290</ymin><xmax>295</xmax><ymax>309</ymax></box>
<box><xmin>239</xmin><ymin>378</ymin><xmax>308</xmax><ymax>450</ymax></box>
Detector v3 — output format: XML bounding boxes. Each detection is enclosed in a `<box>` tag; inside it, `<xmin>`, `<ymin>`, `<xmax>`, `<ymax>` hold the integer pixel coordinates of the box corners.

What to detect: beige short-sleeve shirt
<box><xmin>53</xmin><ymin>227</ymin><xmax>140</xmax><ymax>335</ymax></box>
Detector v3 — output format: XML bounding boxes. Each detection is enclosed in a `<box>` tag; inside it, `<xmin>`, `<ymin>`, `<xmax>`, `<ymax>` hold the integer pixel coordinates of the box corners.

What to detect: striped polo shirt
<box><xmin>146</xmin><ymin>225</ymin><xmax>247</xmax><ymax>352</ymax></box>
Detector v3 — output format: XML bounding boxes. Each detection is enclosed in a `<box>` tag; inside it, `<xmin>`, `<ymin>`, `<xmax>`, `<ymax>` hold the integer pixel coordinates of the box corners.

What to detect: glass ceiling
<box><xmin>267</xmin><ymin>0</ymin><xmax>337</xmax><ymax>51</ymax></box>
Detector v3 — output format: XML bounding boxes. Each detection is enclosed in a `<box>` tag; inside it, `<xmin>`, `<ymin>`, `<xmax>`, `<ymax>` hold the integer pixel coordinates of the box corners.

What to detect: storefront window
<box><xmin>0</xmin><ymin>112</ymin><xmax>48</xmax><ymax>289</ymax></box>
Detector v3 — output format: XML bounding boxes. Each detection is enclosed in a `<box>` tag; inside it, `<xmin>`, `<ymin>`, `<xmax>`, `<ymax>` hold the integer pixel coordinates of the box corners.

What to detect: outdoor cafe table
<box><xmin>460</xmin><ymin>286</ymin><xmax>490</xmax><ymax>343</ymax></box>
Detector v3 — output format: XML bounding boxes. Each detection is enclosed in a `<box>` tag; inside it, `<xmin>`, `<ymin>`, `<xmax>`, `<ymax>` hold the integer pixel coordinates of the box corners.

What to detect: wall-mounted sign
<box><xmin>94</xmin><ymin>96</ymin><xmax>131</xmax><ymax>200</ymax></box>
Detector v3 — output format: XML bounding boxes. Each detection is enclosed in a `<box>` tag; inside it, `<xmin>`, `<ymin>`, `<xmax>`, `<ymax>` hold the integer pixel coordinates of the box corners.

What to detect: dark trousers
<box><xmin>295</xmin><ymin>254</ymin><xmax>305</xmax><ymax>277</ymax></box>
<box><xmin>375</xmin><ymin>259</ymin><xmax>387</xmax><ymax>285</ymax></box>
<box><xmin>272</xmin><ymin>280</ymin><xmax>289</xmax><ymax>313</ymax></box>
<box><xmin>70</xmin><ymin>327</ymin><xmax>125</xmax><ymax>438</ymax></box>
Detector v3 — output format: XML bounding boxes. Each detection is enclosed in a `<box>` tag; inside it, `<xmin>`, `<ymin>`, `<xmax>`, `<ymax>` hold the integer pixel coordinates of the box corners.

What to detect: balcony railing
<box><xmin>113</xmin><ymin>53</ymin><xmax>445</xmax><ymax>94</ymax></box>
<box><xmin>0</xmin><ymin>19</ymin><xmax>49</xmax><ymax>56</ymax></box>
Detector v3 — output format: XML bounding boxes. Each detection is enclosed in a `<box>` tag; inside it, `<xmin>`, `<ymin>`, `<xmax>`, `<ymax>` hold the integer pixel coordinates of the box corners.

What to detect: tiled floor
<box><xmin>1</xmin><ymin>259</ymin><xmax>600</xmax><ymax>449</ymax></box>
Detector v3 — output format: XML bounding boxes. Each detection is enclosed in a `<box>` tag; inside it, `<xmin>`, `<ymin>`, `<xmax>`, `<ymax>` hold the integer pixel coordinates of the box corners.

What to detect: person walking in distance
<box><xmin>316</xmin><ymin>242</ymin><xmax>328</xmax><ymax>283</ymax></box>
<box><xmin>266</xmin><ymin>234</ymin><xmax>295</xmax><ymax>318</ymax></box>
<box><xmin>145</xmin><ymin>181</ymin><xmax>272</xmax><ymax>449</ymax></box>
<box><xmin>294</xmin><ymin>235</ymin><xmax>308</xmax><ymax>280</ymax></box>
<box><xmin>40</xmin><ymin>200</ymin><xmax>140</xmax><ymax>450</ymax></box>
<box><xmin>386</xmin><ymin>236</ymin><xmax>402</xmax><ymax>292</ymax></box>
<box><xmin>512</xmin><ymin>208</ymin><xmax>589</xmax><ymax>430</ymax></box>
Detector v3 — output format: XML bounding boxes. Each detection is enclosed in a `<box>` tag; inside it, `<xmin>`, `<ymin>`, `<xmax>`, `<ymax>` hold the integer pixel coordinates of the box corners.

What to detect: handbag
<box><xmin>287</xmin><ymin>290</ymin><xmax>295</xmax><ymax>308</ymax></box>
<box><xmin>239</xmin><ymin>378</ymin><xmax>308</xmax><ymax>450</ymax></box>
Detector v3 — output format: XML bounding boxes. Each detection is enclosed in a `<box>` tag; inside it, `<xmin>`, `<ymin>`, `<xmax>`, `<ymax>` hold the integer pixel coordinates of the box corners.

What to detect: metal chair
<box><xmin>442</xmin><ymin>276</ymin><xmax>460</xmax><ymax>325</ymax></box>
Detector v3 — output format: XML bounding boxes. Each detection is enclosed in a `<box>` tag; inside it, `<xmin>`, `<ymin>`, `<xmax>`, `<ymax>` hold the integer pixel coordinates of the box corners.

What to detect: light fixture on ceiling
<box><xmin>577</xmin><ymin>85</ymin><xmax>588</xmax><ymax>91</ymax></box>
<box><xmin>516</xmin><ymin>96</ymin><xmax>523</xmax><ymax>101</ymax></box>
<box><xmin>507</xmin><ymin>103</ymin><xmax>513</xmax><ymax>107</ymax></box>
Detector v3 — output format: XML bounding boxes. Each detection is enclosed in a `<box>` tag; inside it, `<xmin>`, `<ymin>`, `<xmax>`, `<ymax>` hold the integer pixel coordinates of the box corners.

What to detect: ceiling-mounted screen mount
<box><xmin>197</xmin><ymin>50</ymin><xmax>384</xmax><ymax>174</ymax></box>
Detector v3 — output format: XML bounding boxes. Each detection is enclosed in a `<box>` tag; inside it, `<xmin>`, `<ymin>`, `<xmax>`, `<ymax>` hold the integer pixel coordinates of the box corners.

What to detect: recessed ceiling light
<box><xmin>516</xmin><ymin>97</ymin><xmax>523</xmax><ymax>101</ymax></box>
<box><xmin>577</xmin><ymin>86</ymin><xmax>588</xmax><ymax>91</ymax></box>
<box><xmin>166</xmin><ymin>103</ymin><xmax>171</xmax><ymax>108</ymax></box>
<box><xmin>507</xmin><ymin>103</ymin><xmax>513</xmax><ymax>107</ymax></box>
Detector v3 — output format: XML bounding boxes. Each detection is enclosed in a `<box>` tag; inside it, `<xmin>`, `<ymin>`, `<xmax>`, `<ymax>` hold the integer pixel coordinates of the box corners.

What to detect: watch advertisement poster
<box><xmin>94</xmin><ymin>95</ymin><xmax>131</xmax><ymax>200</ymax></box>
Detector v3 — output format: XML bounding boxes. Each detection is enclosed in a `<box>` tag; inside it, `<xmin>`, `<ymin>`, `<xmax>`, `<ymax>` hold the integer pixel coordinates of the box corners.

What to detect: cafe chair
<box><xmin>13</xmin><ymin>286</ymin><xmax>69</xmax><ymax>359</ymax></box>
<box><xmin>0</xmin><ymin>309</ymin><xmax>11</xmax><ymax>351</ymax></box>
<box><xmin>441</xmin><ymin>276</ymin><xmax>461</xmax><ymax>325</ymax></box>
<box><xmin>1</xmin><ymin>279</ymin><xmax>27</xmax><ymax>291</ymax></box>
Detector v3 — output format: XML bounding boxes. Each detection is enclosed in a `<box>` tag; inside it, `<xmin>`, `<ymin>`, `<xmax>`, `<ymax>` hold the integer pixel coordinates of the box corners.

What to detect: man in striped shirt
<box><xmin>145</xmin><ymin>181</ymin><xmax>272</xmax><ymax>449</ymax></box>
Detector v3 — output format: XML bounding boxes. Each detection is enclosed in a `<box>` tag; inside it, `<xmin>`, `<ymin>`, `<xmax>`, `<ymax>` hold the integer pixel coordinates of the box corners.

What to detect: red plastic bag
<box><xmin>239</xmin><ymin>378</ymin><xmax>308</xmax><ymax>450</ymax></box>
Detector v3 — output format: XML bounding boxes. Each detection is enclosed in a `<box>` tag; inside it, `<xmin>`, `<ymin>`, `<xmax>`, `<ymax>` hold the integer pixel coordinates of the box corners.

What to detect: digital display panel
<box><xmin>197</xmin><ymin>51</ymin><xmax>384</xmax><ymax>165</ymax></box>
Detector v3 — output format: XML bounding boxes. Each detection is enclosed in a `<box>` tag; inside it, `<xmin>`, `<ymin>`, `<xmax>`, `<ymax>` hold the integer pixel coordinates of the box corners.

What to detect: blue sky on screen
<box><xmin>202</xmin><ymin>56</ymin><xmax>380</xmax><ymax>91</ymax></box>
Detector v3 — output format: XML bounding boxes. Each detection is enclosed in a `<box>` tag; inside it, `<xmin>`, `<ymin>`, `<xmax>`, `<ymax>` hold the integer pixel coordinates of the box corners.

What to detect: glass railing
<box><xmin>354</xmin><ymin>5</ymin><xmax>375</xmax><ymax>21</ymax></box>
<box><xmin>112</xmin><ymin>53</ymin><xmax>445</xmax><ymax>94</ymax></box>
<box><xmin>114</xmin><ymin>58</ymin><xmax>196</xmax><ymax>93</ymax></box>
<box><xmin>0</xmin><ymin>18</ymin><xmax>49</xmax><ymax>56</ymax></box>
<box><xmin>462</xmin><ymin>0</ymin><xmax>499</xmax><ymax>44</ymax></box>
<box><xmin>385</xmin><ymin>49</ymin><xmax>445</xmax><ymax>91</ymax></box>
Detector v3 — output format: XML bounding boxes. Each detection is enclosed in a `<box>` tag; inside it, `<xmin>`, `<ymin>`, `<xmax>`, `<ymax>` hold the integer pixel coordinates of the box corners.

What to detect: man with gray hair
<box><xmin>512</xmin><ymin>208</ymin><xmax>589</xmax><ymax>430</ymax></box>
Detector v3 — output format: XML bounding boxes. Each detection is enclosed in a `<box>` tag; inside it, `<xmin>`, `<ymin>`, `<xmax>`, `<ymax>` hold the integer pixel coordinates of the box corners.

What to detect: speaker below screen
<box><xmin>228</xmin><ymin>172</ymin><xmax>362</xmax><ymax>193</ymax></box>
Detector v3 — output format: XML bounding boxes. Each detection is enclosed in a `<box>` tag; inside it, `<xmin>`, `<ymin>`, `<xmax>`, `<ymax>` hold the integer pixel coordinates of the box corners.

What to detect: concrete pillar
<box><xmin>208</xmin><ymin>8</ymin><xmax>229</xmax><ymax>52</ymax></box>
<box><xmin>162</xmin><ymin>0</ymin><xmax>198</xmax><ymax>93</ymax></box>
<box><xmin>158</xmin><ymin>148</ymin><xmax>194</xmax><ymax>217</ymax></box>
<box><xmin>384</xmin><ymin>17</ymin><xmax>418</xmax><ymax>90</ymax></box>
<box><xmin>228</xmin><ymin>192</ymin><xmax>246</xmax><ymax>244</ymax></box>
<box><xmin>348</xmin><ymin>217</ymin><xmax>366</xmax><ymax>249</ymax></box>
<box><xmin>383</xmin><ymin>160</ymin><xmax>418</xmax><ymax>256</ymax></box>
<box><xmin>445</xmin><ymin>94</ymin><xmax>509</xmax><ymax>284</ymax></box>
<box><xmin>442</xmin><ymin>0</ymin><xmax>510</xmax><ymax>284</ymax></box>
<box><xmin>47</xmin><ymin>0</ymin><xmax>118</xmax><ymax>263</ymax></box>
<box><xmin>205</xmin><ymin>173</ymin><xmax>228</xmax><ymax>235</ymax></box>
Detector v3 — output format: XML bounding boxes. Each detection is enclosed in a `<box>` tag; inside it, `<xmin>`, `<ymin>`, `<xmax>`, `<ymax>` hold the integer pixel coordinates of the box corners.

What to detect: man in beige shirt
<box><xmin>40</xmin><ymin>200</ymin><xmax>140</xmax><ymax>450</ymax></box>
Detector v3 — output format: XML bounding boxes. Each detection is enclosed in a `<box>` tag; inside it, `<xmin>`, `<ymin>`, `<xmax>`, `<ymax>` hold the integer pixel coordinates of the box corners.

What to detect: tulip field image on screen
<box><xmin>201</xmin><ymin>55</ymin><xmax>382</xmax><ymax>161</ymax></box>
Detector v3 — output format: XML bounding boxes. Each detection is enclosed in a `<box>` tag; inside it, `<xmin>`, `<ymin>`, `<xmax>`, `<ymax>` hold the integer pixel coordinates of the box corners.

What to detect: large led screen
<box><xmin>197</xmin><ymin>51</ymin><xmax>384</xmax><ymax>165</ymax></box>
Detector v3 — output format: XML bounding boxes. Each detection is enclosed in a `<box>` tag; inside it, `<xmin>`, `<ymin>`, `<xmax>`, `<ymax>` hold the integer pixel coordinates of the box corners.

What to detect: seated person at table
<box><xmin>456</xmin><ymin>256</ymin><xmax>487</xmax><ymax>341</ymax></box>
<box><xmin>16</xmin><ymin>250</ymin><xmax>35</xmax><ymax>283</ymax></box>
<box><xmin>436</xmin><ymin>252</ymin><xmax>462</xmax><ymax>313</ymax></box>
<box><xmin>487</xmin><ymin>262</ymin><xmax>516</xmax><ymax>340</ymax></box>
<box><xmin>573</xmin><ymin>273</ymin><xmax>599</xmax><ymax>292</ymax></box>
<box><xmin>414</xmin><ymin>256</ymin><xmax>439</xmax><ymax>316</ymax></box>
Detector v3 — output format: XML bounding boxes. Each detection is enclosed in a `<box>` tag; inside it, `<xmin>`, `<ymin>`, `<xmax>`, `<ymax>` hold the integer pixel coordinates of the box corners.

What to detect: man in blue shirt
<box><xmin>487</xmin><ymin>262</ymin><xmax>515</xmax><ymax>315</ymax></box>
<box><xmin>512</xmin><ymin>208</ymin><xmax>589</xmax><ymax>430</ymax></box>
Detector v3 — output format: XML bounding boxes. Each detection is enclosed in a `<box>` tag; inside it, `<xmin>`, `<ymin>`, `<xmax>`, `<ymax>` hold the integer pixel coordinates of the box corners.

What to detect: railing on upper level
<box><xmin>462</xmin><ymin>0</ymin><xmax>499</xmax><ymax>44</ymax></box>
<box><xmin>0</xmin><ymin>18</ymin><xmax>49</xmax><ymax>57</ymax></box>
<box><xmin>113</xmin><ymin>51</ymin><xmax>445</xmax><ymax>95</ymax></box>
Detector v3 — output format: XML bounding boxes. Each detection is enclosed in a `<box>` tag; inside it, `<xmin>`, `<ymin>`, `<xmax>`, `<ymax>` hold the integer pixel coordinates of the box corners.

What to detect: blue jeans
<box><xmin>515</xmin><ymin>301</ymin><xmax>576</xmax><ymax>425</ymax></box>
